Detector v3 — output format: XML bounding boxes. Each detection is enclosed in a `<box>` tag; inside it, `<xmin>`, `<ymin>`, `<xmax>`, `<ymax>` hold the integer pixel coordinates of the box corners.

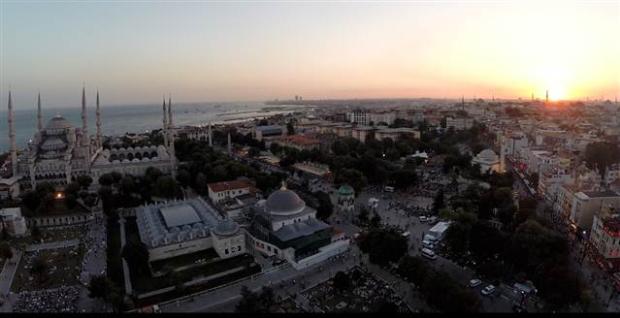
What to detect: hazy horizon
<box><xmin>1</xmin><ymin>1</ymin><xmax>619</xmax><ymax>109</ymax></box>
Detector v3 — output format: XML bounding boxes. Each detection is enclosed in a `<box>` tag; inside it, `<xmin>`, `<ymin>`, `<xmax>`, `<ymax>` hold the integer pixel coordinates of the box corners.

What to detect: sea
<box><xmin>0</xmin><ymin>102</ymin><xmax>306</xmax><ymax>152</ymax></box>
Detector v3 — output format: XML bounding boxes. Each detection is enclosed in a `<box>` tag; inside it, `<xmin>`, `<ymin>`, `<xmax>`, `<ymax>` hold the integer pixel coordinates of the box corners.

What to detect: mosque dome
<box><xmin>212</xmin><ymin>218</ymin><xmax>240</xmax><ymax>237</ymax></box>
<box><xmin>338</xmin><ymin>184</ymin><xmax>355</xmax><ymax>196</ymax></box>
<box><xmin>476</xmin><ymin>149</ymin><xmax>499</xmax><ymax>162</ymax></box>
<box><xmin>40</xmin><ymin>136</ymin><xmax>67</xmax><ymax>151</ymax></box>
<box><xmin>45</xmin><ymin>115</ymin><xmax>73</xmax><ymax>131</ymax></box>
<box><xmin>265</xmin><ymin>187</ymin><xmax>306</xmax><ymax>216</ymax></box>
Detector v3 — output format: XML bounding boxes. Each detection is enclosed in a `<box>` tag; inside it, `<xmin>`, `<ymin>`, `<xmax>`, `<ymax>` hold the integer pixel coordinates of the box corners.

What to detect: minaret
<box><xmin>208</xmin><ymin>121</ymin><xmax>213</xmax><ymax>147</ymax></box>
<box><xmin>81</xmin><ymin>86</ymin><xmax>89</xmax><ymax>147</ymax></box>
<box><xmin>8</xmin><ymin>91</ymin><xmax>17</xmax><ymax>177</ymax></box>
<box><xmin>167</xmin><ymin>96</ymin><xmax>176</xmax><ymax>177</ymax></box>
<box><xmin>545</xmin><ymin>90</ymin><xmax>549</xmax><ymax>103</ymax></box>
<box><xmin>37</xmin><ymin>93</ymin><xmax>43</xmax><ymax>131</ymax></box>
<box><xmin>96</xmin><ymin>90</ymin><xmax>102</xmax><ymax>149</ymax></box>
<box><xmin>227</xmin><ymin>131</ymin><xmax>232</xmax><ymax>156</ymax></box>
<box><xmin>162</xmin><ymin>96</ymin><xmax>168</xmax><ymax>148</ymax></box>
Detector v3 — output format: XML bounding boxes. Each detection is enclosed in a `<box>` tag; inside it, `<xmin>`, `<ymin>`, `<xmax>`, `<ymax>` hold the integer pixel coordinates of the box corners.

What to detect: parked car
<box><xmin>419</xmin><ymin>216</ymin><xmax>428</xmax><ymax>223</ymax></box>
<box><xmin>422</xmin><ymin>240</ymin><xmax>435</xmax><ymax>250</ymax></box>
<box><xmin>481</xmin><ymin>285</ymin><xmax>496</xmax><ymax>296</ymax></box>
<box><xmin>421</xmin><ymin>248</ymin><xmax>437</xmax><ymax>260</ymax></box>
<box><xmin>469</xmin><ymin>279</ymin><xmax>482</xmax><ymax>288</ymax></box>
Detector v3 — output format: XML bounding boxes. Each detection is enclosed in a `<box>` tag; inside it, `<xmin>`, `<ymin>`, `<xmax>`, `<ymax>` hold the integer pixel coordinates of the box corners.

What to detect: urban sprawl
<box><xmin>1</xmin><ymin>92</ymin><xmax>620</xmax><ymax>313</ymax></box>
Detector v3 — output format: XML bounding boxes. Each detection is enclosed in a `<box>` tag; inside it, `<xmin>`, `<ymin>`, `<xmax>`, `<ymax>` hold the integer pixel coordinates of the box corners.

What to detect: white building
<box><xmin>207</xmin><ymin>179</ymin><xmax>255</xmax><ymax>204</ymax></box>
<box><xmin>446</xmin><ymin>117</ymin><xmax>474</xmax><ymax>130</ymax></box>
<box><xmin>136</xmin><ymin>197</ymin><xmax>245</xmax><ymax>262</ymax></box>
<box><xmin>0</xmin><ymin>207</ymin><xmax>28</xmax><ymax>237</ymax></box>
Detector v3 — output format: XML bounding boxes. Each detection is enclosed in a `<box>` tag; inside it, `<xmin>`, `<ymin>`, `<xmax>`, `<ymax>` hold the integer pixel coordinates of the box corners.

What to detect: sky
<box><xmin>1</xmin><ymin>0</ymin><xmax>619</xmax><ymax>108</ymax></box>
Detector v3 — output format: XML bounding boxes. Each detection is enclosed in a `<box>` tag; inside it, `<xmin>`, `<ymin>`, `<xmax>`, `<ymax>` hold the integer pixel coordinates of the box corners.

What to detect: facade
<box><xmin>207</xmin><ymin>179</ymin><xmax>255</xmax><ymax>204</ymax></box>
<box><xmin>0</xmin><ymin>176</ymin><xmax>20</xmax><ymax>200</ymax></box>
<box><xmin>570</xmin><ymin>191</ymin><xmax>620</xmax><ymax>232</ymax></box>
<box><xmin>337</xmin><ymin>184</ymin><xmax>355</xmax><ymax>213</ymax></box>
<box><xmin>446</xmin><ymin>117</ymin><xmax>474</xmax><ymax>130</ymax></box>
<box><xmin>374</xmin><ymin>128</ymin><xmax>421</xmax><ymax>142</ymax></box>
<box><xmin>254</xmin><ymin>125</ymin><xmax>285</xmax><ymax>141</ymax></box>
<box><xmin>0</xmin><ymin>207</ymin><xmax>28</xmax><ymax>237</ymax></box>
<box><xmin>136</xmin><ymin>197</ymin><xmax>244</xmax><ymax>262</ymax></box>
<box><xmin>590</xmin><ymin>213</ymin><xmax>620</xmax><ymax>271</ymax></box>
<box><xmin>275</xmin><ymin>135</ymin><xmax>321</xmax><ymax>151</ymax></box>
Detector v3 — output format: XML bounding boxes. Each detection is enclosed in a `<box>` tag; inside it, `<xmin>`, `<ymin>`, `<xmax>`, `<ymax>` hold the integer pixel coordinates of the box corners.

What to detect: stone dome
<box><xmin>212</xmin><ymin>218</ymin><xmax>240</xmax><ymax>237</ymax></box>
<box><xmin>338</xmin><ymin>184</ymin><xmax>354</xmax><ymax>196</ymax></box>
<box><xmin>46</xmin><ymin>115</ymin><xmax>73</xmax><ymax>131</ymax></box>
<box><xmin>476</xmin><ymin>149</ymin><xmax>499</xmax><ymax>162</ymax></box>
<box><xmin>265</xmin><ymin>187</ymin><xmax>306</xmax><ymax>215</ymax></box>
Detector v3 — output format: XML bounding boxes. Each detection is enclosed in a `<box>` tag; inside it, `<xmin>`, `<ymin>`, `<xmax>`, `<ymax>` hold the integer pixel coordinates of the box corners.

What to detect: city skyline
<box><xmin>1</xmin><ymin>1</ymin><xmax>619</xmax><ymax>108</ymax></box>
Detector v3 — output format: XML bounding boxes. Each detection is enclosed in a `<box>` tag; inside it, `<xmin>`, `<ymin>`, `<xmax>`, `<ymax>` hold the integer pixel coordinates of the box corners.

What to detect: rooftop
<box><xmin>208</xmin><ymin>179</ymin><xmax>253</xmax><ymax>193</ymax></box>
<box><xmin>160</xmin><ymin>204</ymin><xmax>202</xmax><ymax>228</ymax></box>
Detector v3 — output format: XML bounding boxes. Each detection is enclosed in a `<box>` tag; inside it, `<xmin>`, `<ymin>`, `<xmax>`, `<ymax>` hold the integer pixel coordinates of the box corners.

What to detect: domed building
<box><xmin>246</xmin><ymin>183</ymin><xmax>350</xmax><ymax>270</ymax></box>
<box><xmin>7</xmin><ymin>88</ymin><xmax>177</xmax><ymax>188</ymax></box>
<box><xmin>472</xmin><ymin>149</ymin><xmax>501</xmax><ymax>174</ymax></box>
<box><xmin>337</xmin><ymin>184</ymin><xmax>355</xmax><ymax>213</ymax></box>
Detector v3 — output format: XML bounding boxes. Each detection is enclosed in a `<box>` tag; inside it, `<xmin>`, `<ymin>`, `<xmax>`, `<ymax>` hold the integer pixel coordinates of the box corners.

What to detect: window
<box><xmin>225</xmin><ymin>248</ymin><xmax>229</xmax><ymax>255</ymax></box>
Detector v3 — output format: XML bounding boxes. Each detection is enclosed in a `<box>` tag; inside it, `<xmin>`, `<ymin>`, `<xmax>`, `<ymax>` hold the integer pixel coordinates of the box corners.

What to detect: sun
<box><xmin>548</xmin><ymin>84</ymin><xmax>566</xmax><ymax>101</ymax></box>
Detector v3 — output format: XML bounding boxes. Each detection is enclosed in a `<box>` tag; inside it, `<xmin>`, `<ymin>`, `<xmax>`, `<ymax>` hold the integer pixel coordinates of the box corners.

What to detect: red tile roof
<box><xmin>208</xmin><ymin>180</ymin><xmax>253</xmax><ymax>193</ymax></box>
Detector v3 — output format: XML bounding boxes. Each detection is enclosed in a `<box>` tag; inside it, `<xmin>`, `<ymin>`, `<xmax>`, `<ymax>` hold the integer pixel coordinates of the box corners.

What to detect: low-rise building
<box><xmin>136</xmin><ymin>198</ymin><xmax>245</xmax><ymax>263</ymax></box>
<box><xmin>590</xmin><ymin>213</ymin><xmax>620</xmax><ymax>271</ymax></box>
<box><xmin>254</xmin><ymin>125</ymin><xmax>285</xmax><ymax>141</ymax></box>
<box><xmin>0</xmin><ymin>207</ymin><xmax>28</xmax><ymax>237</ymax></box>
<box><xmin>446</xmin><ymin>117</ymin><xmax>474</xmax><ymax>130</ymax></box>
<box><xmin>207</xmin><ymin>179</ymin><xmax>255</xmax><ymax>204</ymax></box>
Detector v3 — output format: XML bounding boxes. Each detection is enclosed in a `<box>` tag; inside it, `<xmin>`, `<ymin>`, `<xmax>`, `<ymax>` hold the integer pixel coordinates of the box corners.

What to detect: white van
<box><xmin>402</xmin><ymin>231</ymin><xmax>410</xmax><ymax>238</ymax></box>
<box><xmin>384</xmin><ymin>186</ymin><xmax>395</xmax><ymax>193</ymax></box>
<box><xmin>421</xmin><ymin>248</ymin><xmax>437</xmax><ymax>260</ymax></box>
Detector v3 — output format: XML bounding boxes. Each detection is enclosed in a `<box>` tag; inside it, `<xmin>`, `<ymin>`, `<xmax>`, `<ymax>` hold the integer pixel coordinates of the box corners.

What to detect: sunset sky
<box><xmin>1</xmin><ymin>0</ymin><xmax>619</xmax><ymax>108</ymax></box>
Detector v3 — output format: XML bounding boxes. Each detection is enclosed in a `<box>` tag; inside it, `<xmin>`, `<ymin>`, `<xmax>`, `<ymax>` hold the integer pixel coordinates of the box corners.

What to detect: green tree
<box><xmin>584</xmin><ymin>142</ymin><xmax>620</xmax><ymax>179</ymax></box>
<box><xmin>333</xmin><ymin>271</ymin><xmax>350</xmax><ymax>292</ymax></box>
<box><xmin>358</xmin><ymin>228</ymin><xmax>407</xmax><ymax>266</ymax></box>
<box><xmin>0</xmin><ymin>242</ymin><xmax>13</xmax><ymax>260</ymax></box>
<box><xmin>236</xmin><ymin>286</ymin><xmax>275</xmax><ymax>313</ymax></box>
<box><xmin>77</xmin><ymin>175</ymin><xmax>93</xmax><ymax>189</ymax></box>
<box><xmin>121</xmin><ymin>241</ymin><xmax>150</xmax><ymax>276</ymax></box>
<box><xmin>286</xmin><ymin>121</ymin><xmax>295</xmax><ymax>135</ymax></box>
<box><xmin>314</xmin><ymin>191</ymin><xmax>333</xmax><ymax>221</ymax></box>
<box><xmin>432</xmin><ymin>190</ymin><xmax>445</xmax><ymax>213</ymax></box>
<box><xmin>31</xmin><ymin>256</ymin><xmax>49</xmax><ymax>282</ymax></box>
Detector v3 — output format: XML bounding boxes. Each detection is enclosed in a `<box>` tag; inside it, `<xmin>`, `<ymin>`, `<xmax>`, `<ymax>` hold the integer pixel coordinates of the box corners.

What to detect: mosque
<box><xmin>4</xmin><ymin>88</ymin><xmax>177</xmax><ymax>191</ymax></box>
<box><xmin>135</xmin><ymin>184</ymin><xmax>350</xmax><ymax>270</ymax></box>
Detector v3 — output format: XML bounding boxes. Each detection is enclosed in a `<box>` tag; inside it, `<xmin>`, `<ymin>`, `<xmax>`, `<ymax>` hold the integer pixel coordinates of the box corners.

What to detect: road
<box><xmin>159</xmin><ymin>249</ymin><xmax>358</xmax><ymax>312</ymax></box>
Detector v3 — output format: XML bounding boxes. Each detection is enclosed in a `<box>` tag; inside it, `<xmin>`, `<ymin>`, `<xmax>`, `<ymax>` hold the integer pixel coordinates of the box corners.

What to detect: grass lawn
<box><xmin>11</xmin><ymin>245</ymin><xmax>84</xmax><ymax>292</ymax></box>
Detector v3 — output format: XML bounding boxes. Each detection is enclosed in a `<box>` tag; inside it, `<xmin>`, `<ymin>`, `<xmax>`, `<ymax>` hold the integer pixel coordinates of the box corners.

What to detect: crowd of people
<box><xmin>13</xmin><ymin>286</ymin><xmax>80</xmax><ymax>313</ymax></box>
<box><xmin>79</xmin><ymin>214</ymin><xmax>107</xmax><ymax>285</ymax></box>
